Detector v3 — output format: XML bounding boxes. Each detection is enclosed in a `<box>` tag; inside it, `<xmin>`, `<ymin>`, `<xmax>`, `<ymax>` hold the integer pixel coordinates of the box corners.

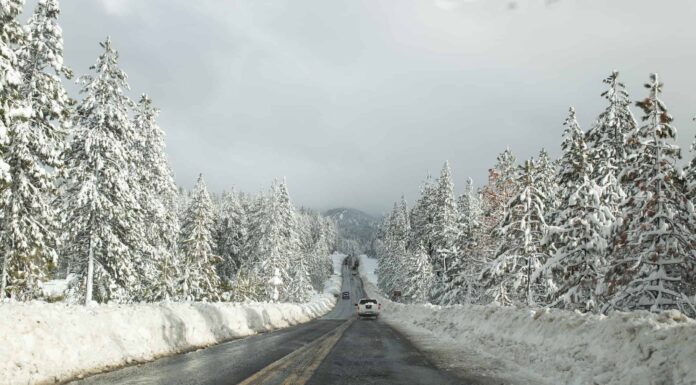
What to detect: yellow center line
<box><xmin>280</xmin><ymin>321</ymin><xmax>352</xmax><ymax>385</ymax></box>
<box><xmin>236</xmin><ymin>320</ymin><xmax>353</xmax><ymax>385</ymax></box>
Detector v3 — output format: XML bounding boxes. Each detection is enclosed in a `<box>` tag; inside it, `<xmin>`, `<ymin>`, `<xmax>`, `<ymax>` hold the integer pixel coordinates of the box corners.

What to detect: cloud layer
<box><xmin>27</xmin><ymin>0</ymin><xmax>696</xmax><ymax>214</ymax></box>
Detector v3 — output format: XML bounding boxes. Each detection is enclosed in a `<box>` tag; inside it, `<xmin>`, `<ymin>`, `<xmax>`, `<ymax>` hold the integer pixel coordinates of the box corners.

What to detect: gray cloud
<box><xmin>25</xmin><ymin>0</ymin><xmax>696</xmax><ymax>215</ymax></box>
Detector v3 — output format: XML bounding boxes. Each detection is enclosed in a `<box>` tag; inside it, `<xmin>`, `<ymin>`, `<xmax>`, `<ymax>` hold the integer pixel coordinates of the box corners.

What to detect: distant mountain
<box><xmin>325</xmin><ymin>208</ymin><xmax>380</xmax><ymax>255</ymax></box>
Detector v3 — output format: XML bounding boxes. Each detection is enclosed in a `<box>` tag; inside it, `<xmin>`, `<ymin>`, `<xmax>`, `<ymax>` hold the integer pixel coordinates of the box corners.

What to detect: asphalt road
<box><xmin>71</xmin><ymin>264</ymin><xmax>469</xmax><ymax>385</ymax></box>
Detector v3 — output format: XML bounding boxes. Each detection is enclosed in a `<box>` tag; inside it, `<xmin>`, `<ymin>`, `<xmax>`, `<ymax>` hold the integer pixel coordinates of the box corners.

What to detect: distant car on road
<box><xmin>355</xmin><ymin>298</ymin><xmax>380</xmax><ymax>320</ymax></box>
<box><xmin>342</xmin><ymin>291</ymin><xmax>350</xmax><ymax>299</ymax></box>
<box><xmin>351</xmin><ymin>270</ymin><xmax>357</xmax><ymax>276</ymax></box>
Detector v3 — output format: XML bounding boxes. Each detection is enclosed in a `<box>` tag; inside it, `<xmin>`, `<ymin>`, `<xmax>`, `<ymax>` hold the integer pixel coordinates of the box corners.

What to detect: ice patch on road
<box><xmin>0</xmin><ymin>266</ymin><xmax>342</xmax><ymax>385</ymax></box>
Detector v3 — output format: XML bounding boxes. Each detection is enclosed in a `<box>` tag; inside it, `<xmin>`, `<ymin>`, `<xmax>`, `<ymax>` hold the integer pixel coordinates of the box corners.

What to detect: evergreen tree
<box><xmin>586</xmin><ymin>71</ymin><xmax>637</xmax><ymax>184</ymax></box>
<box><xmin>61</xmin><ymin>38</ymin><xmax>142</xmax><ymax>304</ymax></box>
<box><xmin>492</xmin><ymin>148</ymin><xmax>518</xmax><ymax>200</ymax></box>
<box><xmin>604</xmin><ymin>74</ymin><xmax>696</xmax><ymax>317</ymax></box>
<box><xmin>376</xmin><ymin>201</ymin><xmax>409</xmax><ymax>297</ymax></box>
<box><xmin>179</xmin><ymin>174</ymin><xmax>220</xmax><ymax>301</ymax></box>
<box><xmin>429</xmin><ymin>162</ymin><xmax>458</xmax><ymax>303</ymax></box>
<box><xmin>477</xmin><ymin>149</ymin><xmax>519</xmax><ymax>272</ymax></box>
<box><xmin>442</xmin><ymin>178</ymin><xmax>483</xmax><ymax>305</ymax></box>
<box><xmin>586</xmin><ymin>71</ymin><xmax>635</xmax><ymax>222</ymax></box>
<box><xmin>403</xmin><ymin>242</ymin><xmax>433</xmax><ymax>304</ymax></box>
<box><xmin>297</xmin><ymin>210</ymin><xmax>334</xmax><ymax>292</ymax></box>
<box><xmin>534</xmin><ymin>148</ymin><xmax>558</xmax><ymax>221</ymax></box>
<box><xmin>481</xmin><ymin>159</ymin><xmax>548</xmax><ymax>306</ymax></box>
<box><xmin>245</xmin><ymin>181</ymin><xmax>298</xmax><ymax>302</ymax></box>
<box><xmin>0</xmin><ymin>0</ymin><xmax>71</xmax><ymax>300</ymax></box>
<box><xmin>544</xmin><ymin>107</ymin><xmax>614</xmax><ymax>311</ymax></box>
<box><xmin>215</xmin><ymin>190</ymin><xmax>248</xmax><ymax>284</ymax></box>
<box><xmin>557</xmin><ymin>108</ymin><xmax>589</xmax><ymax>188</ymax></box>
<box><xmin>409</xmin><ymin>175</ymin><xmax>434</xmax><ymax>258</ymax></box>
<box><xmin>0</xmin><ymin>0</ymin><xmax>25</xmax><ymax>297</ymax></box>
<box><xmin>132</xmin><ymin>94</ymin><xmax>180</xmax><ymax>301</ymax></box>
<box><xmin>686</xmin><ymin>119</ymin><xmax>696</xmax><ymax>202</ymax></box>
<box><xmin>274</xmin><ymin>181</ymin><xmax>313</xmax><ymax>302</ymax></box>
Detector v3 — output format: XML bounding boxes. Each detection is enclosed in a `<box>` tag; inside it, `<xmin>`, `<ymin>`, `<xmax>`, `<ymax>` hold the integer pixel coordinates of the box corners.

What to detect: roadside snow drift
<box><xmin>1</xmin><ymin>270</ymin><xmax>342</xmax><ymax>385</ymax></box>
<box><xmin>357</xmin><ymin>254</ymin><xmax>378</xmax><ymax>286</ymax></box>
<box><xmin>363</xmin><ymin>276</ymin><xmax>696</xmax><ymax>385</ymax></box>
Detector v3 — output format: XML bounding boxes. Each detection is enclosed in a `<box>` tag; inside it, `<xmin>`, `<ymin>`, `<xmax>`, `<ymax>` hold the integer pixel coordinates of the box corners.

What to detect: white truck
<box><xmin>355</xmin><ymin>298</ymin><xmax>380</xmax><ymax>319</ymax></box>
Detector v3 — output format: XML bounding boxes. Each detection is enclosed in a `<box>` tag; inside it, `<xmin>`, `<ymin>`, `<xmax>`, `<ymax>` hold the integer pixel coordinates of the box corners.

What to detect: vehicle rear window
<box><xmin>359</xmin><ymin>299</ymin><xmax>377</xmax><ymax>304</ymax></box>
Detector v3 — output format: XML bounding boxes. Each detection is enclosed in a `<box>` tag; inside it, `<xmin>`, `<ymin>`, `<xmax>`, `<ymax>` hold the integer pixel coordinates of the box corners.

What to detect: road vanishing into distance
<box><xmin>71</xmin><ymin>264</ymin><xmax>468</xmax><ymax>385</ymax></box>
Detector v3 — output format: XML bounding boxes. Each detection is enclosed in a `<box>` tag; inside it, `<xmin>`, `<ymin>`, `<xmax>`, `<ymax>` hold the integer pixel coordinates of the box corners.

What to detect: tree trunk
<box><xmin>0</xmin><ymin>238</ymin><xmax>15</xmax><ymax>299</ymax></box>
<box><xmin>0</xmin><ymin>253</ymin><xmax>8</xmax><ymax>299</ymax></box>
<box><xmin>527</xmin><ymin>257</ymin><xmax>532</xmax><ymax>306</ymax></box>
<box><xmin>85</xmin><ymin>237</ymin><xmax>94</xmax><ymax>305</ymax></box>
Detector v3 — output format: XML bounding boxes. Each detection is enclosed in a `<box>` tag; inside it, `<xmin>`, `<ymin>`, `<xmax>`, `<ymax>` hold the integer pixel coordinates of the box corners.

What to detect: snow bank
<box><xmin>37</xmin><ymin>274</ymin><xmax>76</xmax><ymax>301</ymax></box>
<box><xmin>364</xmin><ymin>281</ymin><xmax>696</xmax><ymax>385</ymax></box>
<box><xmin>0</xmin><ymin>272</ymin><xmax>341</xmax><ymax>385</ymax></box>
<box><xmin>330</xmin><ymin>252</ymin><xmax>346</xmax><ymax>275</ymax></box>
<box><xmin>357</xmin><ymin>254</ymin><xmax>378</xmax><ymax>286</ymax></box>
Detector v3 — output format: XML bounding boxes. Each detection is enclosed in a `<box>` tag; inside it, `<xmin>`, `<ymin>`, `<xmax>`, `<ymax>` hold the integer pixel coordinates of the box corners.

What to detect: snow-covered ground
<box><xmin>360</xmin><ymin>257</ymin><xmax>696</xmax><ymax>385</ymax></box>
<box><xmin>357</xmin><ymin>254</ymin><xmax>378</xmax><ymax>286</ymax></box>
<box><xmin>0</xmin><ymin>255</ymin><xmax>344</xmax><ymax>385</ymax></box>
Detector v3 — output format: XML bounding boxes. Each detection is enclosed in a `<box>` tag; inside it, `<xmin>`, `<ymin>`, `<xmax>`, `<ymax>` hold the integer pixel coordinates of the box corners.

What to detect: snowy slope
<box><xmin>0</xmin><ymin>265</ymin><xmax>342</xmax><ymax>385</ymax></box>
<box><xmin>358</xmin><ymin>254</ymin><xmax>378</xmax><ymax>286</ymax></box>
<box><xmin>361</xmin><ymin>260</ymin><xmax>696</xmax><ymax>385</ymax></box>
<box><xmin>325</xmin><ymin>207</ymin><xmax>379</xmax><ymax>254</ymax></box>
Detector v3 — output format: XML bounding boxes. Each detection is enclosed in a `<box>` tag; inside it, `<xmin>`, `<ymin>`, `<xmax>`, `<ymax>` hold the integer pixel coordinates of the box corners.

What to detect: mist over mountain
<box><xmin>324</xmin><ymin>208</ymin><xmax>380</xmax><ymax>256</ymax></box>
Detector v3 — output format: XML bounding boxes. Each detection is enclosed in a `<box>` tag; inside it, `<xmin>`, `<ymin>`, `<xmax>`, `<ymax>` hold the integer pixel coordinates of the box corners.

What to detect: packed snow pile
<box><xmin>37</xmin><ymin>274</ymin><xmax>76</xmax><ymax>301</ymax></box>
<box><xmin>364</xmin><ymin>282</ymin><xmax>696</xmax><ymax>385</ymax></box>
<box><xmin>0</xmin><ymin>273</ymin><xmax>341</xmax><ymax>385</ymax></box>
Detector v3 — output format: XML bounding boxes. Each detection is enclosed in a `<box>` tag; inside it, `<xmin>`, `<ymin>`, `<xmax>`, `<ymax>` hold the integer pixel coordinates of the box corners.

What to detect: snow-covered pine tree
<box><xmin>477</xmin><ymin>149</ymin><xmax>519</xmax><ymax>272</ymax></box>
<box><xmin>214</xmin><ymin>190</ymin><xmax>233</xmax><ymax>283</ymax></box>
<box><xmin>61</xmin><ymin>38</ymin><xmax>143</xmax><ymax>304</ymax></box>
<box><xmin>492</xmin><ymin>148</ymin><xmax>518</xmax><ymax>201</ymax></box>
<box><xmin>409</xmin><ymin>175</ymin><xmax>434</xmax><ymax>258</ymax></box>
<box><xmin>176</xmin><ymin>187</ymin><xmax>192</xmax><ymax>225</ymax></box>
<box><xmin>585</xmin><ymin>71</ymin><xmax>636</xmax><ymax>228</ymax></box>
<box><xmin>403</xmin><ymin>242</ymin><xmax>433</xmax><ymax>304</ymax></box>
<box><xmin>215</xmin><ymin>190</ymin><xmax>248</xmax><ymax>284</ymax></box>
<box><xmin>442</xmin><ymin>178</ymin><xmax>483</xmax><ymax>305</ymax></box>
<box><xmin>686</xmin><ymin>120</ymin><xmax>696</xmax><ymax>203</ymax></box>
<box><xmin>534</xmin><ymin>148</ymin><xmax>558</xmax><ymax>222</ymax></box>
<box><xmin>543</xmin><ymin>107</ymin><xmax>614</xmax><ymax>312</ymax></box>
<box><xmin>376</xmin><ymin>202</ymin><xmax>405</xmax><ymax>297</ymax></box>
<box><xmin>245</xmin><ymin>181</ymin><xmax>297</xmax><ymax>302</ymax></box>
<box><xmin>556</xmin><ymin>108</ymin><xmax>588</xmax><ymax>188</ymax></box>
<box><xmin>604</xmin><ymin>74</ymin><xmax>696</xmax><ymax>317</ymax></box>
<box><xmin>429</xmin><ymin>162</ymin><xmax>458</xmax><ymax>304</ymax></box>
<box><xmin>275</xmin><ymin>181</ymin><xmax>313</xmax><ymax>302</ymax></box>
<box><xmin>586</xmin><ymin>71</ymin><xmax>637</xmax><ymax>188</ymax></box>
<box><xmin>297</xmin><ymin>210</ymin><xmax>334</xmax><ymax>292</ymax></box>
<box><xmin>131</xmin><ymin>94</ymin><xmax>180</xmax><ymax>301</ymax></box>
<box><xmin>0</xmin><ymin>0</ymin><xmax>25</xmax><ymax>298</ymax></box>
<box><xmin>179</xmin><ymin>174</ymin><xmax>221</xmax><ymax>301</ymax></box>
<box><xmin>481</xmin><ymin>159</ymin><xmax>548</xmax><ymax>306</ymax></box>
<box><xmin>0</xmin><ymin>0</ymin><xmax>72</xmax><ymax>300</ymax></box>
<box><xmin>314</xmin><ymin>215</ymin><xmax>336</xmax><ymax>285</ymax></box>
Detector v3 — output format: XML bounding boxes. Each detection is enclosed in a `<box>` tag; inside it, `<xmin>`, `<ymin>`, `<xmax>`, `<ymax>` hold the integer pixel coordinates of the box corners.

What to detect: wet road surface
<box><xmin>70</xmin><ymin>264</ymin><xmax>470</xmax><ymax>385</ymax></box>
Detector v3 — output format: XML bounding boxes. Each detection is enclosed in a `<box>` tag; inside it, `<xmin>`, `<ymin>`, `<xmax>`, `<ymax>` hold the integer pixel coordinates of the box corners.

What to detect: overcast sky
<box><xmin>25</xmin><ymin>0</ymin><xmax>696</xmax><ymax>215</ymax></box>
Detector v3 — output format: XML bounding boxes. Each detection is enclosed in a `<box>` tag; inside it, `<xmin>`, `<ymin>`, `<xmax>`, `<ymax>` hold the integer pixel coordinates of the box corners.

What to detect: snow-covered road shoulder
<box><xmin>362</xmin><ymin>273</ymin><xmax>696</xmax><ymax>385</ymax></box>
<box><xmin>0</xmin><ymin>268</ymin><xmax>342</xmax><ymax>385</ymax></box>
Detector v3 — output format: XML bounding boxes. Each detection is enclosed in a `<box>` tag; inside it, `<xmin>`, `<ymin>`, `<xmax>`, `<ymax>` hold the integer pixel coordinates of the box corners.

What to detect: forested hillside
<box><xmin>0</xmin><ymin>0</ymin><xmax>336</xmax><ymax>305</ymax></box>
<box><xmin>325</xmin><ymin>208</ymin><xmax>379</xmax><ymax>255</ymax></box>
<box><xmin>376</xmin><ymin>71</ymin><xmax>696</xmax><ymax>318</ymax></box>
